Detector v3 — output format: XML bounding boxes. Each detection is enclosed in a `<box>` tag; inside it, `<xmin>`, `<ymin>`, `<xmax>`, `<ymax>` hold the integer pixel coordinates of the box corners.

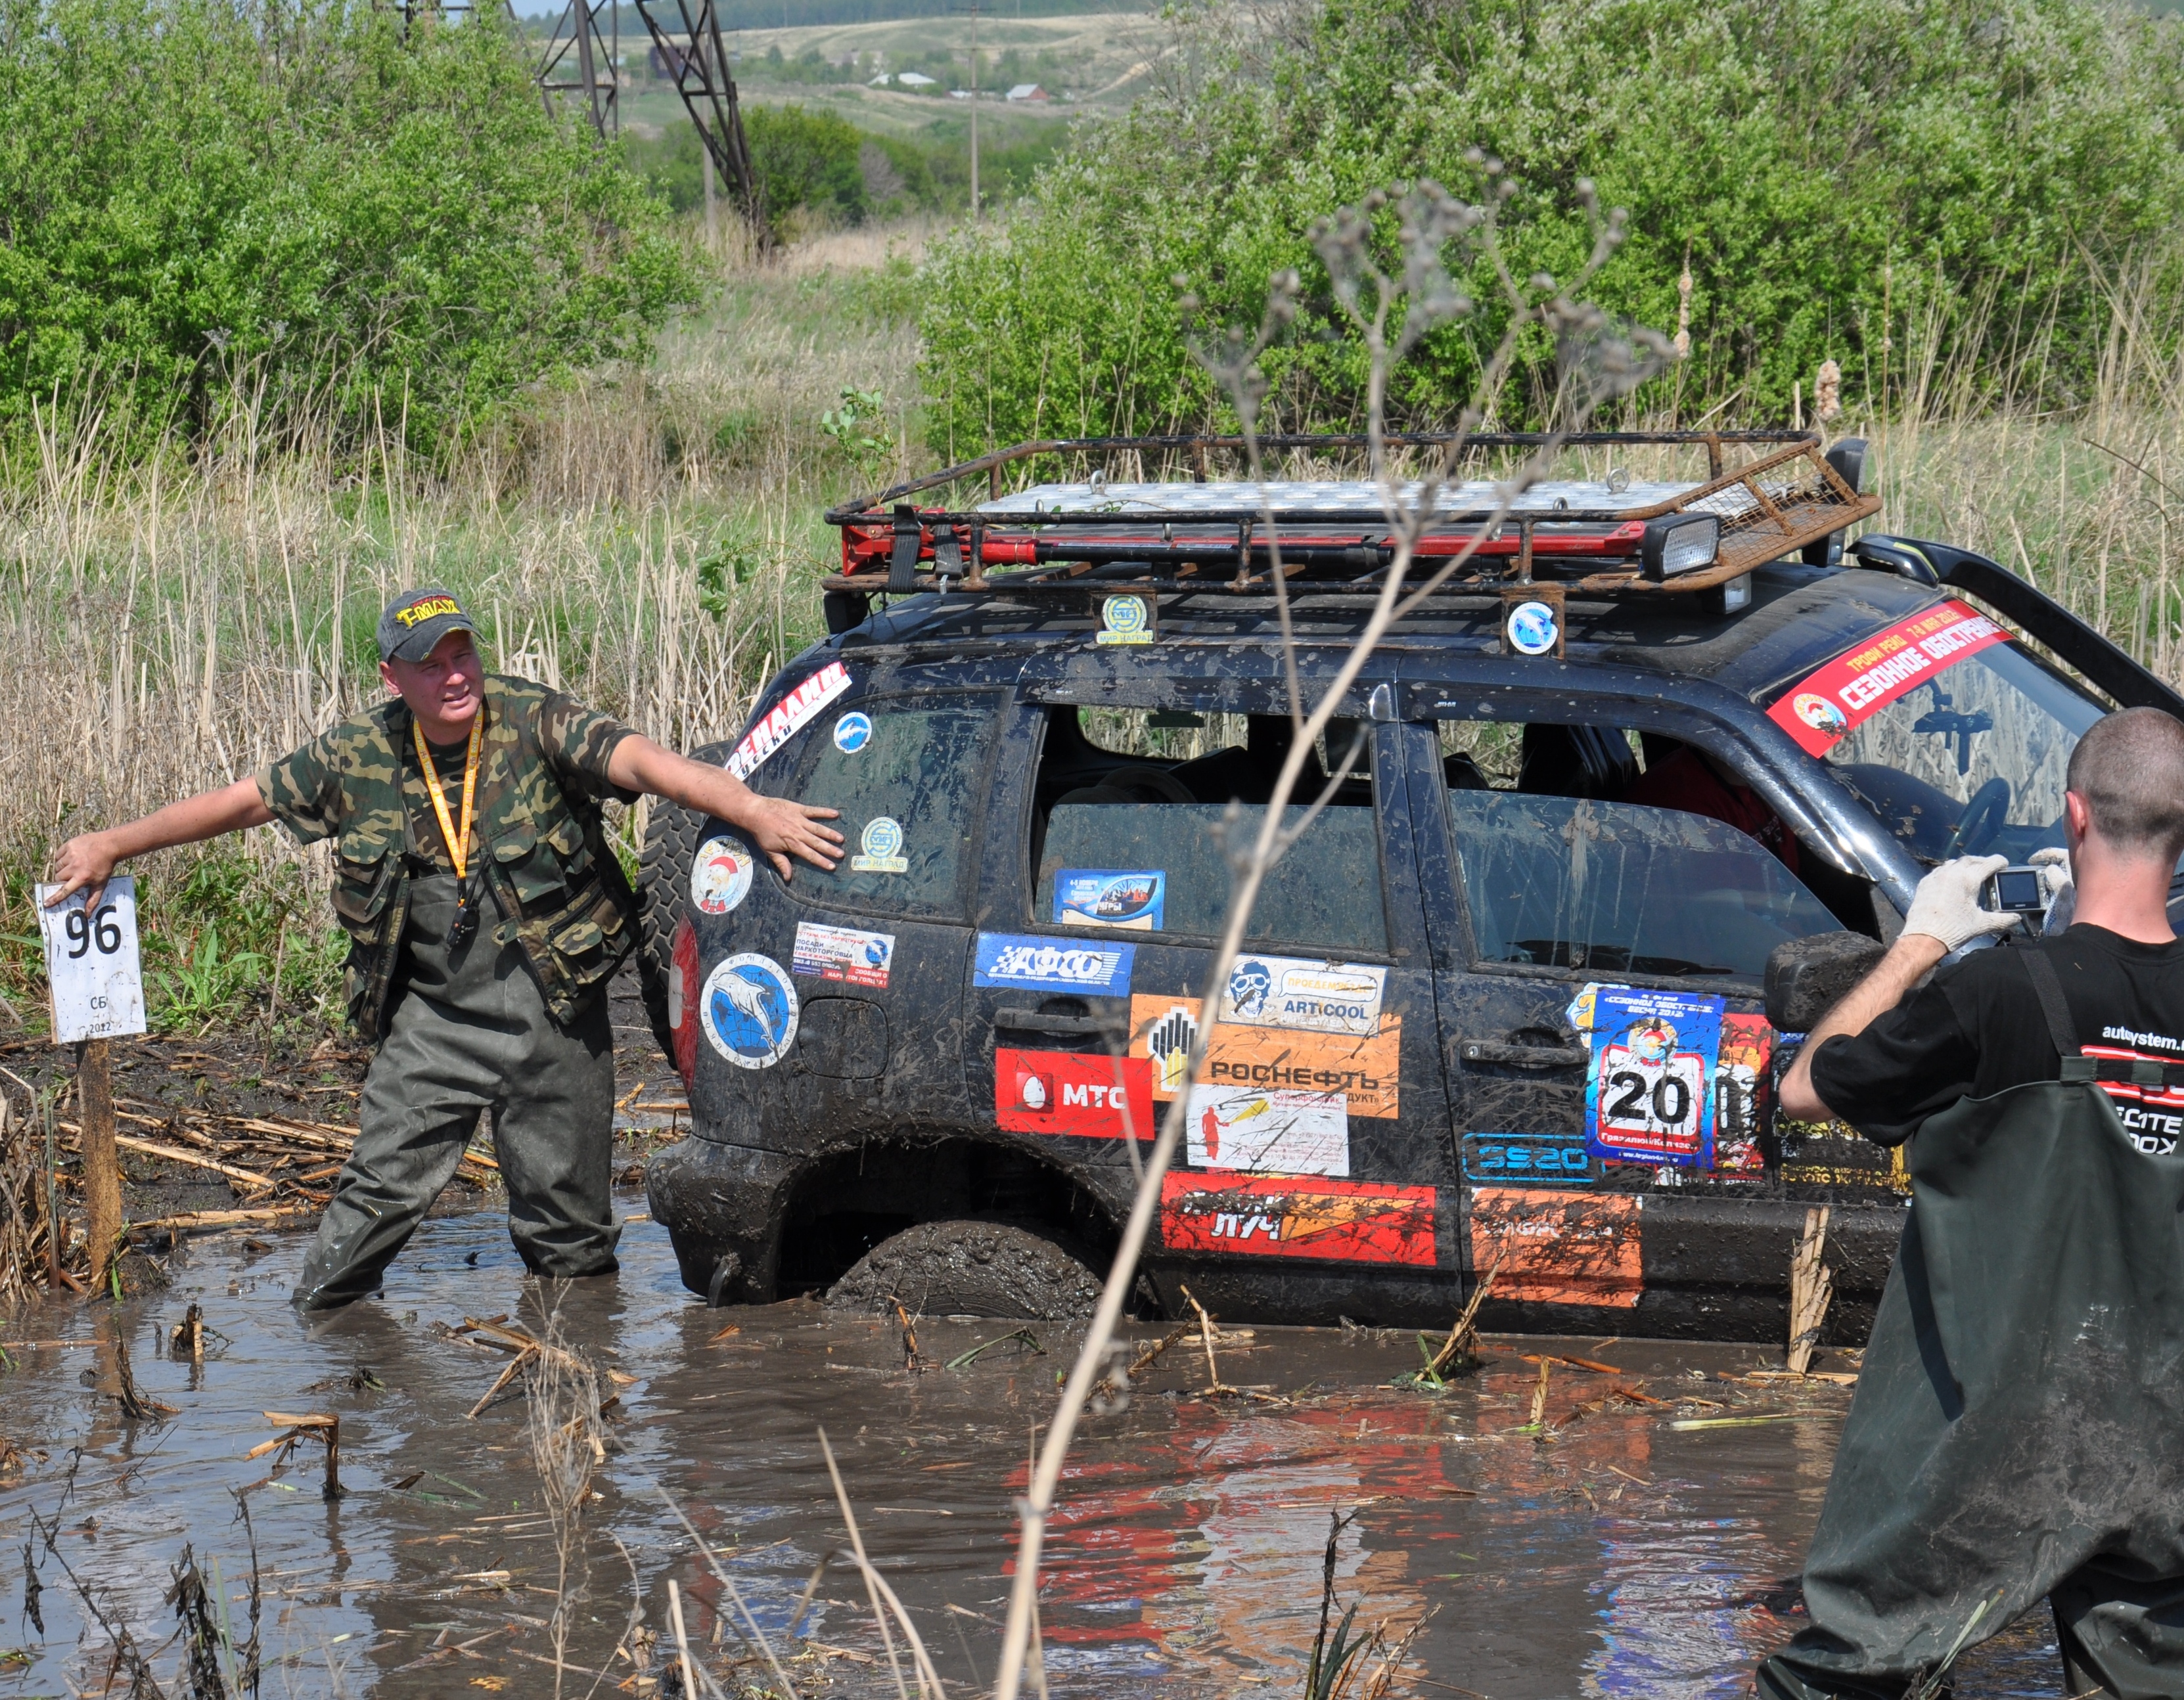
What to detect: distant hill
<box><xmin>516</xmin><ymin>1</ymin><xmax>1145</xmax><ymax>25</ymax></box>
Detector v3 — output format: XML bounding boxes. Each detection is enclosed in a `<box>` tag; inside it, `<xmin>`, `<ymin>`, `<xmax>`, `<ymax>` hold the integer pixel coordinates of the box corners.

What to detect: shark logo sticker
<box><xmin>700</xmin><ymin>953</ymin><xmax>800</xmax><ymax>1069</ymax></box>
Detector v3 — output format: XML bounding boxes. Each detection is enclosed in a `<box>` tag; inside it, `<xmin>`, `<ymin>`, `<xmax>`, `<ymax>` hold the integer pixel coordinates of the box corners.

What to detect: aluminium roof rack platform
<box><xmin>821</xmin><ymin>430</ymin><xmax>1879</xmax><ymax>605</ymax></box>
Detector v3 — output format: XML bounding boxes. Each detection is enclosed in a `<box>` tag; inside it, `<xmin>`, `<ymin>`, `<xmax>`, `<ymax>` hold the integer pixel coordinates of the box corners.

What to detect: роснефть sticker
<box><xmin>1132</xmin><ymin>995</ymin><xmax>1401</xmax><ymax>1118</ymax></box>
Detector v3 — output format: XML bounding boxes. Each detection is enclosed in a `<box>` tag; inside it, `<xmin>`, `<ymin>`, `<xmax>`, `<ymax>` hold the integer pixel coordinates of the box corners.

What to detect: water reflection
<box><xmin>0</xmin><ymin>1205</ymin><xmax>2062</xmax><ymax>1696</ymax></box>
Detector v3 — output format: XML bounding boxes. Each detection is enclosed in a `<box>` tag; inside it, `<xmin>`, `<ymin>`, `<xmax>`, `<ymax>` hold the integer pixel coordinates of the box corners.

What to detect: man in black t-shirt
<box><xmin>1759</xmin><ymin>706</ymin><xmax>2184</xmax><ymax>1700</ymax></box>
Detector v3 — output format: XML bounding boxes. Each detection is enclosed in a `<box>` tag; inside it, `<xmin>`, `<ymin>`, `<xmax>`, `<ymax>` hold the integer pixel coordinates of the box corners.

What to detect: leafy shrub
<box><xmin>916</xmin><ymin>0</ymin><xmax>2184</xmax><ymax>454</ymax></box>
<box><xmin>0</xmin><ymin>0</ymin><xmax>697</xmax><ymax>456</ymax></box>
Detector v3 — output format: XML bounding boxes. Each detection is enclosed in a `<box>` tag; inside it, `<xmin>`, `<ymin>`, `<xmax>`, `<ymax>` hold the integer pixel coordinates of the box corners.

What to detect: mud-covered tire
<box><xmin>635</xmin><ymin>738</ymin><xmax>733</xmax><ymax>1064</ymax></box>
<box><xmin>825</xmin><ymin>1220</ymin><xmax>1103</xmax><ymax>1320</ymax></box>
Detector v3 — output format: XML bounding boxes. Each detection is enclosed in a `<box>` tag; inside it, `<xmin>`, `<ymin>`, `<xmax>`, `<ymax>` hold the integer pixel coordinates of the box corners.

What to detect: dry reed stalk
<box><xmin>1788</xmin><ymin>1206</ymin><xmax>1834</xmax><ymax>1376</ymax></box>
<box><xmin>522</xmin><ymin>1297</ymin><xmax>604</xmax><ymax>1700</ymax></box>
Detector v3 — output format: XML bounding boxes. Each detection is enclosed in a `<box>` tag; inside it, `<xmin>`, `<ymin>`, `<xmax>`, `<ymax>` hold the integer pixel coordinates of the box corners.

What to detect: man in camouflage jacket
<box><xmin>49</xmin><ymin>587</ymin><xmax>840</xmax><ymax>1309</ymax></box>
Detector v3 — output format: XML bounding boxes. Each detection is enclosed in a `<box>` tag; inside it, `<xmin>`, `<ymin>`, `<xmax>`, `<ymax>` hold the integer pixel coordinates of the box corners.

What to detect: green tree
<box><xmin>916</xmin><ymin>0</ymin><xmax>2184</xmax><ymax>456</ymax></box>
<box><xmin>0</xmin><ymin>0</ymin><xmax>697</xmax><ymax>455</ymax></box>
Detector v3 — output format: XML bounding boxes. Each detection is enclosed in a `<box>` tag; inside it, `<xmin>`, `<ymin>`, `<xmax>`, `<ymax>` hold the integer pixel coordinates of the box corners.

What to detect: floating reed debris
<box><xmin>246</xmin><ymin>1411</ymin><xmax>339</xmax><ymax>1498</ymax></box>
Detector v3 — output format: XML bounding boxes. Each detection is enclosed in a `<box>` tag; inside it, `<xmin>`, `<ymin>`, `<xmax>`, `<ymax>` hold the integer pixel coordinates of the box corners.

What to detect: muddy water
<box><xmin>0</xmin><ymin>1203</ymin><xmax>2066</xmax><ymax>1698</ymax></box>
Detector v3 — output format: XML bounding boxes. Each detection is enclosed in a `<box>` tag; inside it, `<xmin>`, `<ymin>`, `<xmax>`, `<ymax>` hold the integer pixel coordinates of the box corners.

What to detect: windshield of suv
<box><xmin>1809</xmin><ymin>641</ymin><xmax>2103</xmax><ymax>864</ymax></box>
<box><xmin>1448</xmin><ymin>792</ymin><xmax>1840</xmax><ymax>983</ymax></box>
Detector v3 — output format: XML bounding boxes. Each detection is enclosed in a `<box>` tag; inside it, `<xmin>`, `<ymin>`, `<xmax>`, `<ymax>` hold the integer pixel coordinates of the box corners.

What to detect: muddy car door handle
<box><xmin>993</xmin><ymin>1008</ymin><xmax>1114</xmax><ymax>1037</ymax></box>
<box><xmin>1460</xmin><ymin>1039</ymin><xmax>1589</xmax><ymax>1069</ymax></box>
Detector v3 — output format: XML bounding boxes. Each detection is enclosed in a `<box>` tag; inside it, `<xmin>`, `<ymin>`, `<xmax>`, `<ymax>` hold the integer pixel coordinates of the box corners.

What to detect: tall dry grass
<box><xmin>0</xmin><ymin>227</ymin><xmax>925</xmax><ymax>1023</ymax></box>
<box><xmin>1</xmin><ymin>219</ymin><xmax>2181</xmax><ymax>1029</ymax></box>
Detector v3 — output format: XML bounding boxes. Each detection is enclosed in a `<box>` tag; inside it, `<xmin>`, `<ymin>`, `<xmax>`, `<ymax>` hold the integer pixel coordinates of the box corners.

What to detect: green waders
<box><xmin>292</xmin><ymin>872</ymin><xmax>619</xmax><ymax>1310</ymax></box>
<box><xmin>1758</xmin><ymin>951</ymin><xmax>2184</xmax><ymax>1700</ymax></box>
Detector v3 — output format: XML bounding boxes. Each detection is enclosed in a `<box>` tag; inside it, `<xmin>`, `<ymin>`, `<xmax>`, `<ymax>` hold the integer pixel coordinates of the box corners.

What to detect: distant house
<box><xmin>1005</xmin><ymin>83</ymin><xmax>1049</xmax><ymax>101</ymax></box>
<box><xmin>868</xmin><ymin>72</ymin><xmax>891</xmax><ymax>84</ymax></box>
<box><xmin>896</xmin><ymin>70</ymin><xmax>938</xmax><ymax>87</ymax></box>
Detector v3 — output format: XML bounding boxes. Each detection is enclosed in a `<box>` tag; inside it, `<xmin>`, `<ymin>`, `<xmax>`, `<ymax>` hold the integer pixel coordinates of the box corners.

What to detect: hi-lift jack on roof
<box><xmin>823</xmin><ymin>431</ymin><xmax>1877</xmax><ymax>625</ymax></box>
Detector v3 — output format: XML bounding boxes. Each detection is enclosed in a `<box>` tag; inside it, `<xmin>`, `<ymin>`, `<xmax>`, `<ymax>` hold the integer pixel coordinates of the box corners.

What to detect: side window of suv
<box><xmin>1028</xmin><ymin>704</ymin><xmax>1389</xmax><ymax>954</ymax></box>
<box><xmin>786</xmin><ymin>693</ymin><xmax>1000</xmax><ymax>920</ymax></box>
<box><xmin>1440</xmin><ymin>718</ymin><xmax>1840</xmax><ymax>986</ymax></box>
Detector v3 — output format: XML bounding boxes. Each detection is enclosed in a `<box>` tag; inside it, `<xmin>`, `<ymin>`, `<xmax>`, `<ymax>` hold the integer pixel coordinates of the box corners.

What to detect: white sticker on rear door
<box><xmin>1185</xmin><ymin>1085</ymin><xmax>1350</xmax><ymax>1176</ymax></box>
<box><xmin>725</xmin><ymin>661</ymin><xmax>852</xmax><ymax>781</ymax></box>
<box><xmin>1218</xmin><ymin>956</ymin><xmax>1387</xmax><ymax>1037</ymax></box>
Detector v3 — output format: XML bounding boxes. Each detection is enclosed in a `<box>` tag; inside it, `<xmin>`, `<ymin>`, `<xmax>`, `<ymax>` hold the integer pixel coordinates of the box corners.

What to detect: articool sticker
<box><xmin>1161</xmin><ymin>1173</ymin><xmax>1436</xmax><ymax>1266</ymax></box>
<box><xmin>691</xmin><ymin>837</ymin><xmax>755</xmax><ymax>915</ymax></box>
<box><xmin>700</xmin><ymin>954</ymin><xmax>800</xmax><ymax>1069</ymax></box>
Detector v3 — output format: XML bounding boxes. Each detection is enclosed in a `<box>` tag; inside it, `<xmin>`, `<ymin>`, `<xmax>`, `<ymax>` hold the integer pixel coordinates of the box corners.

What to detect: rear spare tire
<box><xmin>825</xmin><ymin>1220</ymin><xmax>1103</xmax><ymax>1320</ymax></box>
<box><xmin>634</xmin><ymin>738</ymin><xmax>732</xmax><ymax>1064</ymax></box>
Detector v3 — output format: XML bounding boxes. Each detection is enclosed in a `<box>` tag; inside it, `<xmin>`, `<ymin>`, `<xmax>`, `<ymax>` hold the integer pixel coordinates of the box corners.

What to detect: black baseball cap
<box><xmin>377</xmin><ymin>587</ymin><xmax>479</xmax><ymax>663</ymax></box>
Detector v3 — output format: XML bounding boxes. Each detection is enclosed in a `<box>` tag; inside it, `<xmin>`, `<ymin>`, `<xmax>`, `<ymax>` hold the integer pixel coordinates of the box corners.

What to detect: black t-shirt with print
<box><xmin>1809</xmin><ymin>926</ymin><xmax>2184</xmax><ymax>1147</ymax></box>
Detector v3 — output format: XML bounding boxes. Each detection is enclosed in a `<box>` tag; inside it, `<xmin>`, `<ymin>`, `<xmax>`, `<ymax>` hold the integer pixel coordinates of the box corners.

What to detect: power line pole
<box><xmin>953</xmin><ymin>1</ymin><xmax>982</xmax><ymax>219</ymax></box>
<box><xmin>534</xmin><ymin>0</ymin><xmax>619</xmax><ymax>140</ymax></box>
<box><xmin>632</xmin><ymin>0</ymin><xmax>767</xmax><ymax>247</ymax></box>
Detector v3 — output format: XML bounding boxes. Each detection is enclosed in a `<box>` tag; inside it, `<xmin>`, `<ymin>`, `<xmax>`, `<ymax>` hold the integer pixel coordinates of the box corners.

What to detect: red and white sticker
<box><xmin>995</xmin><ymin>1049</ymin><xmax>1155</xmax><ymax>1140</ymax></box>
<box><xmin>725</xmin><ymin>661</ymin><xmax>853</xmax><ymax>780</ymax></box>
<box><xmin>668</xmin><ymin>918</ymin><xmax>700</xmax><ymax>1088</ymax></box>
<box><xmin>1161</xmin><ymin>1173</ymin><xmax>1437</xmax><ymax>1266</ymax></box>
<box><xmin>1767</xmin><ymin>599</ymin><xmax>2008</xmax><ymax>756</ymax></box>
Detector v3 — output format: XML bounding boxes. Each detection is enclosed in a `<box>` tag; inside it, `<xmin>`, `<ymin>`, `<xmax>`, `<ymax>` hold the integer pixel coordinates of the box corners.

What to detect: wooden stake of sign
<box><xmin>77</xmin><ymin>1040</ymin><xmax>122</xmax><ymax>1288</ymax></box>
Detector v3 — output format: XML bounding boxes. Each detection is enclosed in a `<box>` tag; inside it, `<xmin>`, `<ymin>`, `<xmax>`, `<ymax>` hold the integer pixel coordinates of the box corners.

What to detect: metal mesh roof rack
<box><xmin>822</xmin><ymin>430</ymin><xmax>1879</xmax><ymax>605</ymax></box>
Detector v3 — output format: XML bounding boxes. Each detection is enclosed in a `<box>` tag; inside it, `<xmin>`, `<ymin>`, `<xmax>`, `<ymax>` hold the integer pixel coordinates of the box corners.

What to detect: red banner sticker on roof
<box><xmin>1161</xmin><ymin>1173</ymin><xmax>1437</xmax><ymax>1266</ymax></box>
<box><xmin>1767</xmin><ymin>599</ymin><xmax>2008</xmax><ymax>756</ymax></box>
<box><xmin>996</xmin><ymin>1049</ymin><xmax>1154</xmax><ymax>1140</ymax></box>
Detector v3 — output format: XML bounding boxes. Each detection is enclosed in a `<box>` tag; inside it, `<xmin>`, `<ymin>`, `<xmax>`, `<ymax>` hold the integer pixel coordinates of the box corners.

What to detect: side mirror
<box><xmin>1801</xmin><ymin>437</ymin><xmax>1871</xmax><ymax>568</ymax></box>
<box><xmin>1764</xmin><ymin>931</ymin><xmax>1886</xmax><ymax>1034</ymax></box>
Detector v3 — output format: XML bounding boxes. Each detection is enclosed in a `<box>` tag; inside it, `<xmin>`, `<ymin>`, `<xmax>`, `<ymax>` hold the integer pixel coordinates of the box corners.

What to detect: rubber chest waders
<box><xmin>1758</xmin><ymin>948</ymin><xmax>2184</xmax><ymax>1700</ymax></box>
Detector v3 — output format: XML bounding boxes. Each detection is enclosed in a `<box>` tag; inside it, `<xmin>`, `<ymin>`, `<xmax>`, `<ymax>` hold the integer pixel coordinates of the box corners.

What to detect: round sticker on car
<box><xmin>833</xmin><ymin>711</ymin><xmax>873</xmax><ymax>753</ymax></box>
<box><xmin>691</xmin><ymin>837</ymin><xmax>756</xmax><ymax>914</ymax></box>
<box><xmin>1505</xmin><ymin>600</ymin><xmax>1558</xmax><ymax>656</ymax></box>
<box><xmin>1792</xmin><ymin>692</ymin><xmax>1848</xmax><ymax>737</ymax></box>
<box><xmin>850</xmin><ymin>816</ymin><xmax>909</xmax><ymax>874</ymax></box>
<box><xmin>700</xmin><ymin>953</ymin><xmax>800</xmax><ymax>1069</ymax></box>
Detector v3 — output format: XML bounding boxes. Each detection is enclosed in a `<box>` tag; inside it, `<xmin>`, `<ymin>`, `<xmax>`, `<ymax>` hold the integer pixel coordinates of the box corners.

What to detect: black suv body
<box><xmin>639</xmin><ymin>437</ymin><xmax>2184</xmax><ymax>1343</ymax></box>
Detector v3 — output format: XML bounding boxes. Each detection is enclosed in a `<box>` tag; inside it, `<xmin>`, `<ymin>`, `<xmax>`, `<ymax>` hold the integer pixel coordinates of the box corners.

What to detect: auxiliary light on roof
<box><xmin>1641</xmin><ymin>512</ymin><xmax>1722</xmax><ymax>581</ymax></box>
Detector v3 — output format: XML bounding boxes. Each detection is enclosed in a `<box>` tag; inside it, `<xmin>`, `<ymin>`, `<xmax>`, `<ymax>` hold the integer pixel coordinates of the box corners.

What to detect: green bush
<box><xmin>0</xmin><ymin>0</ymin><xmax>698</xmax><ymax>455</ymax></box>
<box><xmin>916</xmin><ymin>0</ymin><xmax>2184</xmax><ymax>455</ymax></box>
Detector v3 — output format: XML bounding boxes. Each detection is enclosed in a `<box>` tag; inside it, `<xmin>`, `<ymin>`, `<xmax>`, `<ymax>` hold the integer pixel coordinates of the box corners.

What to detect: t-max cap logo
<box><xmin>397</xmin><ymin>595</ymin><xmax>461</xmax><ymax>627</ymax></box>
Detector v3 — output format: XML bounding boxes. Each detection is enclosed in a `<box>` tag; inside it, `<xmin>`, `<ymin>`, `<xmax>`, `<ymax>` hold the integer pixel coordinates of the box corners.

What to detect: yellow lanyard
<box><xmin>412</xmin><ymin>714</ymin><xmax>482</xmax><ymax>879</ymax></box>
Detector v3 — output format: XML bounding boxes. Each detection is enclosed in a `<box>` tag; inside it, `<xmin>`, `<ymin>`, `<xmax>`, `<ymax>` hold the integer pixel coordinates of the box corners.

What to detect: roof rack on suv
<box><xmin>822</xmin><ymin>431</ymin><xmax>1879</xmax><ymax>608</ymax></box>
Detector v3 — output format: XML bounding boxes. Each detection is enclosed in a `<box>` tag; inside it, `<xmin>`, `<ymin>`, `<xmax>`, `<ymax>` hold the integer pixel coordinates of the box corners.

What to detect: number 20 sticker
<box><xmin>35</xmin><ymin>878</ymin><xmax>148</xmax><ymax>1044</ymax></box>
<box><xmin>1576</xmin><ymin>985</ymin><xmax>1723</xmax><ymax>1167</ymax></box>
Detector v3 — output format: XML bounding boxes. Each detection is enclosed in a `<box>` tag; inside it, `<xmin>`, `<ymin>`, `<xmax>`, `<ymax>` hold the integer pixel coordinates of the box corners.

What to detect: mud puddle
<box><xmin>1</xmin><ymin>1205</ymin><xmax>2066</xmax><ymax>1697</ymax></box>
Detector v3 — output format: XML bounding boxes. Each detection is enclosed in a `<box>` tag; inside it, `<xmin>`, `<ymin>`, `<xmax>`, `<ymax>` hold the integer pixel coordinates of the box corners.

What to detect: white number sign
<box><xmin>36</xmin><ymin>879</ymin><xmax>147</xmax><ymax>1044</ymax></box>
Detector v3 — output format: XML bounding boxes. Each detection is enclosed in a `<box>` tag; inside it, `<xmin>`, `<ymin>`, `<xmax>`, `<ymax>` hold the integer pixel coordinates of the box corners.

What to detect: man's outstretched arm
<box><xmin>608</xmin><ymin>737</ymin><xmax>844</xmax><ymax>879</ymax></box>
<box><xmin>47</xmin><ymin>778</ymin><xmax>275</xmax><ymax>911</ymax></box>
<box><xmin>1777</xmin><ymin>933</ymin><xmax>1946</xmax><ymax>1122</ymax></box>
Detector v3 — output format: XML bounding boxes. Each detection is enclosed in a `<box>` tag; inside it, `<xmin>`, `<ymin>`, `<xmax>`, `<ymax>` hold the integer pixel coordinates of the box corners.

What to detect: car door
<box><xmin>1409</xmin><ymin>700</ymin><xmax>1849</xmax><ymax>1318</ymax></box>
<box><xmin>967</xmin><ymin>666</ymin><xmax>1459</xmax><ymax>1325</ymax></box>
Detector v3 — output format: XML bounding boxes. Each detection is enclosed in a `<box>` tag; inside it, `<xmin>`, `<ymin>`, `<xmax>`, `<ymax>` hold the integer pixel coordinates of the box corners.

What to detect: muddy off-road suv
<box><xmin>635</xmin><ymin>430</ymin><xmax>2184</xmax><ymax>1344</ymax></box>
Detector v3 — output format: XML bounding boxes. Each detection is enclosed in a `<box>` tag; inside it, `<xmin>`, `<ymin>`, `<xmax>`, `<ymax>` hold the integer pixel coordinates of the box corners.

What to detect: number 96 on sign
<box><xmin>35</xmin><ymin>878</ymin><xmax>147</xmax><ymax>1044</ymax></box>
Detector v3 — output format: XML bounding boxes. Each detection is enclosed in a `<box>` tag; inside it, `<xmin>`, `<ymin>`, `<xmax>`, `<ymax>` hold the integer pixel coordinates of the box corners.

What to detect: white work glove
<box><xmin>2031</xmin><ymin>845</ymin><xmax>2075</xmax><ymax>935</ymax></box>
<box><xmin>1903</xmin><ymin>855</ymin><xmax>2022</xmax><ymax>950</ymax></box>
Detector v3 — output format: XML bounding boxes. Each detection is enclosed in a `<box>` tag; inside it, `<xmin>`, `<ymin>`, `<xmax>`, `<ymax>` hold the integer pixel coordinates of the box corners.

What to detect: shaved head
<box><xmin>2066</xmin><ymin>707</ymin><xmax>2184</xmax><ymax>862</ymax></box>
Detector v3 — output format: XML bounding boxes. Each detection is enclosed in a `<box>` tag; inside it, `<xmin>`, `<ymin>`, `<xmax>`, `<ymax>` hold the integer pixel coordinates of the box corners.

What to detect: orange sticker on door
<box><xmin>1130</xmin><ymin>995</ymin><xmax>1400</xmax><ymax>1118</ymax></box>
<box><xmin>1465</xmin><ymin>1187</ymin><xmax>1643</xmax><ymax>1307</ymax></box>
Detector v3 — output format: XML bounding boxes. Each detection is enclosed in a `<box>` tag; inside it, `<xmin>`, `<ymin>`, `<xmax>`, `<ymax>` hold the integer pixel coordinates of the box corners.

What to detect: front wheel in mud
<box><xmin>635</xmin><ymin>739</ymin><xmax>732</xmax><ymax>1063</ymax></box>
<box><xmin>825</xmin><ymin>1220</ymin><xmax>1103</xmax><ymax>1321</ymax></box>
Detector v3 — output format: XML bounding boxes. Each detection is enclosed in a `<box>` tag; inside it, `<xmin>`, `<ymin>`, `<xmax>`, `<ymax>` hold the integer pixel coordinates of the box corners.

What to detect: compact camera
<box><xmin>1981</xmin><ymin>866</ymin><xmax>2048</xmax><ymax>914</ymax></box>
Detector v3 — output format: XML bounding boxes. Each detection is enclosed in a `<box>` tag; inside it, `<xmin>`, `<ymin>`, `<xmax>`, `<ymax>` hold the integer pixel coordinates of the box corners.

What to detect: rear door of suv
<box><xmin>970</xmin><ymin>657</ymin><xmax>1461</xmax><ymax>1325</ymax></box>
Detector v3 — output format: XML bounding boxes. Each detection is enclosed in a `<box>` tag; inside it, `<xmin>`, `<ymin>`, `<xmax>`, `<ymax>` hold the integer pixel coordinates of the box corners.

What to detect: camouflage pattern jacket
<box><xmin>257</xmin><ymin>675</ymin><xmax>639</xmax><ymax>1039</ymax></box>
